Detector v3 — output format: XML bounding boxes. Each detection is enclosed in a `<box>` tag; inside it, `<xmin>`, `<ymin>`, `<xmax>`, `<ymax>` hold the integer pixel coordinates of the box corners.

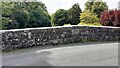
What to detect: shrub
<box><xmin>80</xmin><ymin>10</ymin><xmax>100</xmax><ymax>24</ymax></box>
<box><xmin>100</xmin><ymin>10</ymin><xmax>120</xmax><ymax>27</ymax></box>
<box><xmin>78</xmin><ymin>22</ymin><xmax>101</xmax><ymax>26</ymax></box>
<box><xmin>63</xmin><ymin>24</ymin><xmax>71</xmax><ymax>26</ymax></box>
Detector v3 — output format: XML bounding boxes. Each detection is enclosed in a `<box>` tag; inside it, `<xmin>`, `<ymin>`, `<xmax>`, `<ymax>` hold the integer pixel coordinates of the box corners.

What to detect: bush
<box><xmin>100</xmin><ymin>10</ymin><xmax>120</xmax><ymax>27</ymax></box>
<box><xmin>80</xmin><ymin>10</ymin><xmax>100</xmax><ymax>24</ymax></box>
<box><xmin>78</xmin><ymin>22</ymin><xmax>101</xmax><ymax>26</ymax></box>
<box><xmin>63</xmin><ymin>24</ymin><xmax>71</xmax><ymax>26</ymax></box>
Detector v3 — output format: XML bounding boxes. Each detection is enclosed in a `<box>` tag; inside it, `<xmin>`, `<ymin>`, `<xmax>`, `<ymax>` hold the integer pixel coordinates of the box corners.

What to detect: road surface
<box><xmin>2</xmin><ymin>42</ymin><xmax>118</xmax><ymax>66</ymax></box>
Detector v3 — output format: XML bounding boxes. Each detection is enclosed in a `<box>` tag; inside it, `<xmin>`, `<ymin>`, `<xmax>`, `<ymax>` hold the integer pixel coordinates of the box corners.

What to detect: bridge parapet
<box><xmin>1</xmin><ymin>25</ymin><xmax>120</xmax><ymax>51</ymax></box>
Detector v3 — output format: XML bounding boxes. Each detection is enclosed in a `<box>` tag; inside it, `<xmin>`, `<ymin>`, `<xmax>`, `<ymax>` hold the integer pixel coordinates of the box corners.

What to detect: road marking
<box><xmin>35</xmin><ymin>43</ymin><xmax>117</xmax><ymax>53</ymax></box>
<box><xmin>35</xmin><ymin>46</ymin><xmax>80</xmax><ymax>53</ymax></box>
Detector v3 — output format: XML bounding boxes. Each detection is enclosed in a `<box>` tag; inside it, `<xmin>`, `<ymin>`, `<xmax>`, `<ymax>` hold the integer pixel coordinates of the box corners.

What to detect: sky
<box><xmin>39</xmin><ymin>0</ymin><xmax>120</xmax><ymax>13</ymax></box>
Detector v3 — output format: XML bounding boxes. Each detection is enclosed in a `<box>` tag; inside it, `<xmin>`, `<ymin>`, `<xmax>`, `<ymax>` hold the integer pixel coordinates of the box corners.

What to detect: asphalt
<box><xmin>2</xmin><ymin>42</ymin><xmax>118</xmax><ymax>66</ymax></box>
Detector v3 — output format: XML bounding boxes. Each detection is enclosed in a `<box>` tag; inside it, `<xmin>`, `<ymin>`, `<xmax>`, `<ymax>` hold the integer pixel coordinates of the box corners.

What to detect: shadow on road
<box><xmin>2</xmin><ymin>51</ymin><xmax>53</xmax><ymax>66</ymax></box>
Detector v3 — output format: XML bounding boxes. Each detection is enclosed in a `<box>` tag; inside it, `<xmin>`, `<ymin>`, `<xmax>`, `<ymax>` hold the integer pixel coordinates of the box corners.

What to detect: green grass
<box><xmin>63</xmin><ymin>24</ymin><xmax>71</xmax><ymax>26</ymax></box>
<box><xmin>78</xmin><ymin>22</ymin><xmax>102</xmax><ymax>26</ymax></box>
<box><xmin>63</xmin><ymin>22</ymin><xmax>102</xmax><ymax>27</ymax></box>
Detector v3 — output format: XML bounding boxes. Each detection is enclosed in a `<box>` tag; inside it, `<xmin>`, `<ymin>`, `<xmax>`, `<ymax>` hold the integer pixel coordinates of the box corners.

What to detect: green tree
<box><xmin>23</xmin><ymin>2</ymin><xmax>51</xmax><ymax>28</ymax></box>
<box><xmin>92</xmin><ymin>1</ymin><xmax>108</xmax><ymax>17</ymax></box>
<box><xmin>2</xmin><ymin>2</ymin><xmax>51</xmax><ymax>29</ymax></box>
<box><xmin>67</xmin><ymin>3</ymin><xmax>82</xmax><ymax>25</ymax></box>
<box><xmin>27</xmin><ymin>7</ymin><xmax>51</xmax><ymax>28</ymax></box>
<box><xmin>2</xmin><ymin>2</ymin><xmax>17</xmax><ymax>29</ymax></box>
<box><xmin>85</xmin><ymin>0</ymin><xmax>108</xmax><ymax>17</ymax></box>
<box><xmin>51</xmin><ymin>9</ymin><xmax>68</xmax><ymax>26</ymax></box>
<box><xmin>85</xmin><ymin>0</ymin><xmax>95</xmax><ymax>11</ymax></box>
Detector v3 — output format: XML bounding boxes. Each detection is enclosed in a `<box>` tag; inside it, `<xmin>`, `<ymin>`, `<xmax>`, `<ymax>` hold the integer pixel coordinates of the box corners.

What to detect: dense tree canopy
<box><xmin>85</xmin><ymin>0</ymin><xmax>108</xmax><ymax>17</ymax></box>
<box><xmin>92</xmin><ymin>1</ymin><xmax>108</xmax><ymax>17</ymax></box>
<box><xmin>51</xmin><ymin>9</ymin><xmax>68</xmax><ymax>26</ymax></box>
<box><xmin>2</xmin><ymin>2</ymin><xmax>51</xmax><ymax>30</ymax></box>
<box><xmin>1</xmin><ymin>0</ymin><xmax>118</xmax><ymax>30</ymax></box>
<box><xmin>51</xmin><ymin>3</ymin><xmax>82</xmax><ymax>26</ymax></box>
<box><xmin>67</xmin><ymin>3</ymin><xmax>82</xmax><ymax>25</ymax></box>
<box><xmin>85</xmin><ymin>0</ymin><xmax>95</xmax><ymax>11</ymax></box>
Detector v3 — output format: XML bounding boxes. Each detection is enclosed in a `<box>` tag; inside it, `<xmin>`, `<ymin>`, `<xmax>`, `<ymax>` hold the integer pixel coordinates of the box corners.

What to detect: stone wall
<box><xmin>1</xmin><ymin>25</ymin><xmax>120</xmax><ymax>51</ymax></box>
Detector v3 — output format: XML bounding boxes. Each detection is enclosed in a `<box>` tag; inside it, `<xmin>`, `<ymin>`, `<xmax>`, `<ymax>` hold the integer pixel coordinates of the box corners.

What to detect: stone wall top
<box><xmin>1</xmin><ymin>25</ymin><xmax>120</xmax><ymax>32</ymax></box>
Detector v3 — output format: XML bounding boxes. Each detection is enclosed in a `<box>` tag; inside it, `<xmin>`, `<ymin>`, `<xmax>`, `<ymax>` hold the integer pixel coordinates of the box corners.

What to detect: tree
<box><xmin>2</xmin><ymin>2</ymin><xmax>51</xmax><ymax>29</ymax></box>
<box><xmin>80</xmin><ymin>10</ymin><xmax>99</xmax><ymax>24</ymax></box>
<box><xmin>67</xmin><ymin>3</ymin><xmax>82</xmax><ymax>25</ymax></box>
<box><xmin>2</xmin><ymin>2</ymin><xmax>18</xmax><ymax>29</ymax></box>
<box><xmin>51</xmin><ymin>9</ymin><xmax>68</xmax><ymax>26</ymax></box>
<box><xmin>85</xmin><ymin>0</ymin><xmax>108</xmax><ymax>17</ymax></box>
<box><xmin>92</xmin><ymin>1</ymin><xmax>108</xmax><ymax>17</ymax></box>
<box><xmin>27</xmin><ymin>7</ymin><xmax>51</xmax><ymax>28</ymax></box>
<box><xmin>100</xmin><ymin>10</ymin><xmax>120</xmax><ymax>27</ymax></box>
<box><xmin>85</xmin><ymin>0</ymin><xmax>95</xmax><ymax>11</ymax></box>
<box><xmin>23</xmin><ymin>2</ymin><xmax>51</xmax><ymax>28</ymax></box>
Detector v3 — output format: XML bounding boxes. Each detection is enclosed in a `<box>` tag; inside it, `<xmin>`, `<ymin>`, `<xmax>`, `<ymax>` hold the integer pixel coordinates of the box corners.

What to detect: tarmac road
<box><xmin>2</xmin><ymin>42</ymin><xmax>118</xmax><ymax>66</ymax></box>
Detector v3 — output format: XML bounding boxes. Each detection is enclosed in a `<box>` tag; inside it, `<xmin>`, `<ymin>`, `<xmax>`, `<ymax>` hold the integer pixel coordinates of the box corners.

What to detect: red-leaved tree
<box><xmin>100</xmin><ymin>10</ymin><xmax>120</xmax><ymax>27</ymax></box>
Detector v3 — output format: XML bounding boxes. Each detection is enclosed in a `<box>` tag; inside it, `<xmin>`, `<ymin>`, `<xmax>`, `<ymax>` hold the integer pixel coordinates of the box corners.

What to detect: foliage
<box><xmin>67</xmin><ymin>3</ymin><xmax>82</xmax><ymax>25</ymax></box>
<box><xmin>63</xmin><ymin>24</ymin><xmax>71</xmax><ymax>26</ymax></box>
<box><xmin>100</xmin><ymin>10</ymin><xmax>120</xmax><ymax>27</ymax></box>
<box><xmin>51</xmin><ymin>9</ymin><xmax>68</xmax><ymax>26</ymax></box>
<box><xmin>80</xmin><ymin>10</ymin><xmax>100</xmax><ymax>24</ymax></box>
<box><xmin>85</xmin><ymin>0</ymin><xmax>108</xmax><ymax>17</ymax></box>
<box><xmin>92</xmin><ymin>1</ymin><xmax>108</xmax><ymax>17</ymax></box>
<box><xmin>51</xmin><ymin>3</ymin><xmax>82</xmax><ymax>26</ymax></box>
<box><xmin>85</xmin><ymin>0</ymin><xmax>95</xmax><ymax>11</ymax></box>
<box><xmin>2</xmin><ymin>2</ymin><xmax>51</xmax><ymax>30</ymax></box>
<box><xmin>78</xmin><ymin>22</ymin><xmax>101</xmax><ymax>26</ymax></box>
<box><xmin>26</xmin><ymin>6</ymin><xmax>51</xmax><ymax>28</ymax></box>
